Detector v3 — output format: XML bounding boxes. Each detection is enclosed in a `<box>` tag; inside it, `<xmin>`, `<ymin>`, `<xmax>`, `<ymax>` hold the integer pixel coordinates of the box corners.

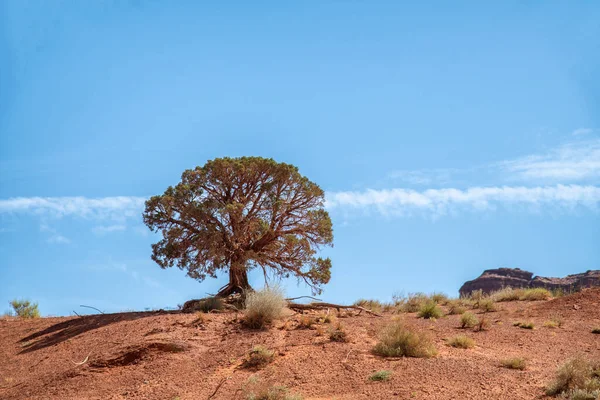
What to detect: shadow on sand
<box><xmin>18</xmin><ymin>310</ymin><xmax>179</xmax><ymax>354</ymax></box>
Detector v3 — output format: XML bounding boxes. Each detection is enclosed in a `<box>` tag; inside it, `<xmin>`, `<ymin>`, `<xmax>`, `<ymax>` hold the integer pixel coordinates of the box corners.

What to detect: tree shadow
<box><xmin>18</xmin><ymin>310</ymin><xmax>179</xmax><ymax>354</ymax></box>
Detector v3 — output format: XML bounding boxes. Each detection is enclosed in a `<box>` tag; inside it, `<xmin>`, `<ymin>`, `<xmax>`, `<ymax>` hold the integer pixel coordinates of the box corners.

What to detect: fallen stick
<box><xmin>286</xmin><ymin>302</ymin><xmax>382</xmax><ymax>317</ymax></box>
<box><xmin>71</xmin><ymin>352</ymin><xmax>91</xmax><ymax>366</ymax></box>
<box><xmin>207</xmin><ymin>376</ymin><xmax>229</xmax><ymax>399</ymax></box>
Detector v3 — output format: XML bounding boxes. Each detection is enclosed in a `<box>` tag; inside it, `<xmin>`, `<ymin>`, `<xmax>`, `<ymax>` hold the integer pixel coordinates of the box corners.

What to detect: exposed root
<box><xmin>286</xmin><ymin>302</ymin><xmax>383</xmax><ymax>317</ymax></box>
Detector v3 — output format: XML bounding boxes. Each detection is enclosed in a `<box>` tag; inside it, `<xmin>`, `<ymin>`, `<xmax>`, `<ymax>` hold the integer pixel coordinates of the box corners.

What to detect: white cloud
<box><xmin>92</xmin><ymin>224</ymin><xmax>127</xmax><ymax>235</ymax></box>
<box><xmin>0</xmin><ymin>196</ymin><xmax>147</xmax><ymax>220</ymax></box>
<box><xmin>501</xmin><ymin>139</ymin><xmax>600</xmax><ymax>182</ymax></box>
<box><xmin>571</xmin><ymin>128</ymin><xmax>593</xmax><ymax>136</ymax></box>
<box><xmin>326</xmin><ymin>185</ymin><xmax>600</xmax><ymax>217</ymax></box>
<box><xmin>47</xmin><ymin>234</ymin><xmax>71</xmax><ymax>244</ymax></box>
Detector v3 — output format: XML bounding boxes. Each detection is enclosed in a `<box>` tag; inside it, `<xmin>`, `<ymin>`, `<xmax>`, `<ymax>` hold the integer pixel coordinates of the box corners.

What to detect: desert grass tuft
<box><xmin>243</xmin><ymin>287</ymin><xmax>286</xmax><ymax>329</ymax></box>
<box><xmin>329</xmin><ymin>323</ymin><xmax>348</xmax><ymax>342</ymax></box>
<box><xmin>446</xmin><ymin>300</ymin><xmax>467</xmax><ymax>315</ymax></box>
<box><xmin>447</xmin><ymin>335</ymin><xmax>475</xmax><ymax>349</ymax></box>
<box><xmin>460</xmin><ymin>312</ymin><xmax>479</xmax><ymax>329</ymax></box>
<box><xmin>373</xmin><ymin>320</ymin><xmax>437</xmax><ymax>358</ymax></box>
<box><xmin>296</xmin><ymin>315</ymin><xmax>315</xmax><ymax>329</ymax></box>
<box><xmin>418</xmin><ymin>300</ymin><xmax>443</xmax><ymax>319</ymax></box>
<box><xmin>368</xmin><ymin>370</ymin><xmax>392</xmax><ymax>381</ymax></box>
<box><xmin>514</xmin><ymin>321</ymin><xmax>535</xmax><ymax>330</ymax></box>
<box><xmin>242</xmin><ymin>345</ymin><xmax>275</xmax><ymax>369</ymax></box>
<box><xmin>398</xmin><ymin>293</ymin><xmax>429</xmax><ymax>313</ymax></box>
<box><xmin>478</xmin><ymin>298</ymin><xmax>497</xmax><ymax>313</ymax></box>
<box><xmin>501</xmin><ymin>357</ymin><xmax>527</xmax><ymax>370</ymax></box>
<box><xmin>520</xmin><ymin>288</ymin><xmax>551</xmax><ymax>301</ymax></box>
<box><xmin>545</xmin><ymin>356</ymin><xmax>600</xmax><ymax>397</ymax></box>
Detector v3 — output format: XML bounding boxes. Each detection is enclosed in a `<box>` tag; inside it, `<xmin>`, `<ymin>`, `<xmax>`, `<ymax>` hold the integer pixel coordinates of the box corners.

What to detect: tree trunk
<box><xmin>216</xmin><ymin>264</ymin><xmax>251</xmax><ymax>297</ymax></box>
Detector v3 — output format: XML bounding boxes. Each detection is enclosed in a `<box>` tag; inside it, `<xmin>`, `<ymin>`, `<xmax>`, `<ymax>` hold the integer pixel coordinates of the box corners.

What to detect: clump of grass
<box><xmin>447</xmin><ymin>335</ymin><xmax>475</xmax><ymax>349</ymax></box>
<box><xmin>243</xmin><ymin>377</ymin><xmax>303</xmax><ymax>400</ymax></box>
<box><xmin>501</xmin><ymin>357</ymin><xmax>527</xmax><ymax>370</ymax></box>
<box><xmin>243</xmin><ymin>287</ymin><xmax>286</xmax><ymax>329</ymax></box>
<box><xmin>372</xmin><ymin>321</ymin><xmax>437</xmax><ymax>358</ymax></box>
<box><xmin>242</xmin><ymin>345</ymin><xmax>275</xmax><ymax>369</ymax></box>
<box><xmin>520</xmin><ymin>288</ymin><xmax>551</xmax><ymax>301</ymax></box>
<box><xmin>490</xmin><ymin>287</ymin><xmax>524</xmax><ymax>302</ymax></box>
<box><xmin>296</xmin><ymin>315</ymin><xmax>315</xmax><ymax>329</ymax></box>
<box><xmin>546</xmin><ymin>356</ymin><xmax>600</xmax><ymax>397</ymax></box>
<box><xmin>478</xmin><ymin>298</ymin><xmax>497</xmax><ymax>313</ymax></box>
<box><xmin>418</xmin><ymin>300</ymin><xmax>443</xmax><ymax>319</ymax></box>
<box><xmin>514</xmin><ymin>321</ymin><xmax>535</xmax><ymax>330</ymax></box>
<box><xmin>9</xmin><ymin>299</ymin><xmax>40</xmax><ymax>319</ymax></box>
<box><xmin>329</xmin><ymin>323</ymin><xmax>348</xmax><ymax>342</ymax></box>
<box><xmin>460</xmin><ymin>312</ymin><xmax>479</xmax><ymax>329</ymax></box>
<box><xmin>354</xmin><ymin>299</ymin><xmax>383</xmax><ymax>313</ymax></box>
<box><xmin>544</xmin><ymin>315</ymin><xmax>564</xmax><ymax>329</ymax></box>
<box><xmin>369</xmin><ymin>370</ymin><xmax>392</xmax><ymax>381</ymax></box>
<box><xmin>431</xmin><ymin>292</ymin><xmax>449</xmax><ymax>305</ymax></box>
<box><xmin>468</xmin><ymin>289</ymin><xmax>485</xmax><ymax>307</ymax></box>
<box><xmin>475</xmin><ymin>316</ymin><xmax>490</xmax><ymax>332</ymax></box>
<box><xmin>400</xmin><ymin>293</ymin><xmax>429</xmax><ymax>313</ymax></box>
<box><xmin>446</xmin><ymin>300</ymin><xmax>467</xmax><ymax>315</ymax></box>
<box><xmin>591</xmin><ymin>327</ymin><xmax>600</xmax><ymax>334</ymax></box>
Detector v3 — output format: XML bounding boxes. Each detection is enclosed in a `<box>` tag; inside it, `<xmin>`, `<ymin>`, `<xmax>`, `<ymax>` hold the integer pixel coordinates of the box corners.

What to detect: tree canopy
<box><xmin>143</xmin><ymin>157</ymin><xmax>334</xmax><ymax>296</ymax></box>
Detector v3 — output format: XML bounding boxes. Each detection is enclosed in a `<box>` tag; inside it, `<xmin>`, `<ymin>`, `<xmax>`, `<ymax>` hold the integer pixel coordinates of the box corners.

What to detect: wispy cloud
<box><xmin>571</xmin><ymin>128</ymin><xmax>593</xmax><ymax>136</ymax></box>
<box><xmin>40</xmin><ymin>223</ymin><xmax>71</xmax><ymax>244</ymax></box>
<box><xmin>92</xmin><ymin>224</ymin><xmax>127</xmax><ymax>235</ymax></box>
<box><xmin>501</xmin><ymin>139</ymin><xmax>600</xmax><ymax>182</ymax></box>
<box><xmin>326</xmin><ymin>185</ymin><xmax>600</xmax><ymax>217</ymax></box>
<box><xmin>0</xmin><ymin>196</ymin><xmax>146</xmax><ymax>220</ymax></box>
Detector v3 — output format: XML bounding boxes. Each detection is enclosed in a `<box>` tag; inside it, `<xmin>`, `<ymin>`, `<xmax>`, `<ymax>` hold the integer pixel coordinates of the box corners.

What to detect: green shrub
<box><xmin>369</xmin><ymin>370</ymin><xmax>392</xmax><ymax>381</ymax></box>
<box><xmin>417</xmin><ymin>300</ymin><xmax>443</xmax><ymax>319</ymax></box>
<box><xmin>242</xmin><ymin>345</ymin><xmax>275</xmax><ymax>369</ymax></box>
<box><xmin>9</xmin><ymin>299</ymin><xmax>40</xmax><ymax>318</ymax></box>
<box><xmin>446</xmin><ymin>300</ymin><xmax>467</xmax><ymax>315</ymax></box>
<box><xmin>243</xmin><ymin>287</ymin><xmax>286</xmax><ymax>329</ymax></box>
<box><xmin>431</xmin><ymin>292</ymin><xmax>449</xmax><ymax>305</ymax></box>
<box><xmin>460</xmin><ymin>312</ymin><xmax>479</xmax><ymax>329</ymax></box>
<box><xmin>447</xmin><ymin>335</ymin><xmax>475</xmax><ymax>349</ymax></box>
<box><xmin>501</xmin><ymin>357</ymin><xmax>526</xmax><ymax>370</ymax></box>
<box><xmin>490</xmin><ymin>287</ymin><xmax>523</xmax><ymax>302</ymax></box>
<box><xmin>372</xmin><ymin>321</ymin><xmax>437</xmax><ymax>358</ymax></box>
<box><xmin>546</xmin><ymin>357</ymin><xmax>600</xmax><ymax>396</ymax></box>
<box><xmin>400</xmin><ymin>293</ymin><xmax>429</xmax><ymax>313</ymax></box>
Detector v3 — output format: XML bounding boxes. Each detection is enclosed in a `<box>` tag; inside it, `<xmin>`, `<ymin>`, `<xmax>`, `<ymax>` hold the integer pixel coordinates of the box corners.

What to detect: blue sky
<box><xmin>1</xmin><ymin>1</ymin><xmax>599</xmax><ymax>316</ymax></box>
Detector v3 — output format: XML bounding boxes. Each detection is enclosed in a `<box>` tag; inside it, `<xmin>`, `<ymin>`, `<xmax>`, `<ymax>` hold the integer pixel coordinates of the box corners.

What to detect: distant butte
<box><xmin>459</xmin><ymin>267</ymin><xmax>600</xmax><ymax>297</ymax></box>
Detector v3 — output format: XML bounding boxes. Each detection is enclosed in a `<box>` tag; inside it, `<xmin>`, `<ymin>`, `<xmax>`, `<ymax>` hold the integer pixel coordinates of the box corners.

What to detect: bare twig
<box><xmin>207</xmin><ymin>376</ymin><xmax>229</xmax><ymax>399</ymax></box>
<box><xmin>285</xmin><ymin>296</ymin><xmax>322</xmax><ymax>302</ymax></box>
<box><xmin>79</xmin><ymin>305</ymin><xmax>104</xmax><ymax>314</ymax></box>
<box><xmin>72</xmin><ymin>310</ymin><xmax>81</xmax><ymax>317</ymax></box>
<box><xmin>343</xmin><ymin>349</ymin><xmax>353</xmax><ymax>363</ymax></box>
<box><xmin>71</xmin><ymin>352</ymin><xmax>91</xmax><ymax>366</ymax></box>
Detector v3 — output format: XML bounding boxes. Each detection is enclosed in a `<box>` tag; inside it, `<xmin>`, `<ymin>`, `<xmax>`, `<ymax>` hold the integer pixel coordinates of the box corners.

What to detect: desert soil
<box><xmin>1</xmin><ymin>289</ymin><xmax>600</xmax><ymax>400</ymax></box>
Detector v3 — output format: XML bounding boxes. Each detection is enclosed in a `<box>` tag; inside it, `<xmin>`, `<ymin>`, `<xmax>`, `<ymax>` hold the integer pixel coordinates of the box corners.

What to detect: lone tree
<box><xmin>143</xmin><ymin>157</ymin><xmax>333</xmax><ymax>297</ymax></box>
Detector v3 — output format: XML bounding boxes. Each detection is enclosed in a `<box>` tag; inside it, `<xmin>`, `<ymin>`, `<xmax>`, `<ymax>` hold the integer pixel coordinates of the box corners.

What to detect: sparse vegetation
<box><xmin>243</xmin><ymin>377</ymin><xmax>303</xmax><ymax>400</ymax></box>
<box><xmin>460</xmin><ymin>312</ymin><xmax>479</xmax><ymax>329</ymax></box>
<box><xmin>354</xmin><ymin>299</ymin><xmax>383</xmax><ymax>313</ymax></box>
<box><xmin>546</xmin><ymin>356</ymin><xmax>600</xmax><ymax>397</ymax></box>
<box><xmin>447</xmin><ymin>335</ymin><xmax>475</xmax><ymax>349</ymax></box>
<box><xmin>418</xmin><ymin>300</ymin><xmax>443</xmax><ymax>319</ymax></box>
<box><xmin>373</xmin><ymin>320</ymin><xmax>437</xmax><ymax>358</ymax></box>
<box><xmin>475</xmin><ymin>316</ymin><xmax>490</xmax><ymax>332</ymax></box>
<box><xmin>544</xmin><ymin>315</ymin><xmax>564</xmax><ymax>329</ymax></box>
<box><xmin>514</xmin><ymin>321</ymin><xmax>535</xmax><ymax>330</ymax></box>
<box><xmin>243</xmin><ymin>287</ymin><xmax>286</xmax><ymax>329</ymax></box>
<box><xmin>398</xmin><ymin>293</ymin><xmax>429</xmax><ymax>313</ymax></box>
<box><xmin>431</xmin><ymin>292</ymin><xmax>449</xmax><ymax>305</ymax></box>
<box><xmin>520</xmin><ymin>288</ymin><xmax>551</xmax><ymax>301</ymax></box>
<box><xmin>446</xmin><ymin>300</ymin><xmax>467</xmax><ymax>315</ymax></box>
<box><xmin>195</xmin><ymin>297</ymin><xmax>224</xmax><ymax>313</ymax></box>
<box><xmin>242</xmin><ymin>345</ymin><xmax>275</xmax><ymax>369</ymax></box>
<box><xmin>478</xmin><ymin>298</ymin><xmax>497</xmax><ymax>312</ymax></box>
<box><xmin>329</xmin><ymin>323</ymin><xmax>348</xmax><ymax>342</ymax></box>
<box><xmin>490</xmin><ymin>287</ymin><xmax>523</xmax><ymax>302</ymax></box>
<box><xmin>501</xmin><ymin>357</ymin><xmax>527</xmax><ymax>370</ymax></box>
<box><xmin>9</xmin><ymin>299</ymin><xmax>40</xmax><ymax>319</ymax></box>
<box><xmin>296</xmin><ymin>315</ymin><xmax>315</xmax><ymax>329</ymax></box>
<box><xmin>369</xmin><ymin>370</ymin><xmax>392</xmax><ymax>381</ymax></box>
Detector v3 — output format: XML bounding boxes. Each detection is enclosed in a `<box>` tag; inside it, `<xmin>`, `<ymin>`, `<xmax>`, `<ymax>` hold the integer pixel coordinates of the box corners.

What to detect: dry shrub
<box><xmin>354</xmin><ymin>299</ymin><xmax>383</xmax><ymax>313</ymax></box>
<box><xmin>296</xmin><ymin>315</ymin><xmax>315</xmax><ymax>329</ymax></box>
<box><xmin>329</xmin><ymin>323</ymin><xmax>348</xmax><ymax>342</ymax></box>
<box><xmin>243</xmin><ymin>287</ymin><xmax>286</xmax><ymax>329</ymax></box>
<box><xmin>196</xmin><ymin>297</ymin><xmax>224</xmax><ymax>313</ymax></box>
<box><xmin>369</xmin><ymin>370</ymin><xmax>392</xmax><ymax>381</ymax></box>
<box><xmin>546</xmin><ymin>356</ymin><xmax>600</xmax><ymax>397</ymax></box>
<box><xmin>400</xmin><ymin>293</ymin><xmax>429</xmax><ymax>313</ymax></box>
<box><xmin>242</xmin><ymin>345</ymin><xmax>275</xmax><ymax>369</ymax></box>
<box><xmin>431</xmin><ymin>292</ymin><xmax>449</xmax><ymax>305</ymax></box>
<box><xmin>447</xmin><ymin>300</ymin><xmax>467</xmax><ymax>315</ymax></box>
<box><xmin>243</xmin><ymin>377</ymin><xmax>303</xmax><ymax>400</ymax></box>
<box><xmin>591</xmin><ymin>327</ymin><xmax>600</xmax><ymax>334</ymax></box>
<box><xmin>514</xmin><ymin>321</ymin><xmax>534</xmax><ymax>330</ymax></box>
<box><xmin>501</xmin><ymin>357</ymin><xmax>527</xmax><ymax>370</ymax></box>
<box><xmin>418</xmin><ymin>300</ymin><xmax>443</xmax><ymax>319</ymax></box>
<box><xmin>447</xmin><ymin>335</ymin><xmax>475</xmax><ymax>349</ymax></box>
<box><xmin>490</xmin><ymin>287</ymin><xmax>524</xmax><ymax>302</ymax></box>
<box><xmin>468</xmin><ymin>289</ymin><xmax>485</xmax><ymax>307</ymax></box>
<box><xmin>475</xmin><ymin>316</ymin><xmax>491</xmax><ymax>332</ymax></box>
<box><xmin>478</xmin><ymin>298</ymin><xmax>497</xmax><ymax>313</ymax></box>
<box><xmin>460</xmin><ymin>312</ymin><xmax>479</xmax><ymax>329</ymax></box>
<box><xmin>373</xmin><ymin>321</ymin><xmax>437</xmax><ymax>358</ymax></box>
<box><xmin>521</xmin><ymin>288</ymin><xmax>551</xmax><ymax>301</ymax></box>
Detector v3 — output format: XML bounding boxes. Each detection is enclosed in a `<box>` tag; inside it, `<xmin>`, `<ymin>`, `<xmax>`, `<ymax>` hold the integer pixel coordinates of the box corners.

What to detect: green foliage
<box><xmin>9</xmin><ymin>299</ymin><xmax>40</xmax><ymax>319</ymax></box>
<box><xmin>243</xmin><ymin>287</ymin><xmax>286</xmax><ymax>329</ymax></box>
<box><xmin>143</xmin><ymin>157</ymin><xmax>334</xmax><ymax>296</ymax></box>
<box><xmin>369</xmin><ymin>370</ymin><xmax>392</xmax><ymax>381</ymax></box>
<box><xmin>417</xmin><ymin>300</ymin><xmax>443</xmax><ymax>319</ymax></box>
<box><xmin>397</xmin><ymin>293</ymin><xmax>429</xmax><ymax>313</ymax></box>
<box><xmin>373</xmin><ymin>321</ymin><xmax>437</xmax><ymax>358</ymax></box>
<box><xmin>478</xmin><ymin>298</ymin><xmax>497</xmax><ymax>312</ymax></box>
<box><xmin>546</xmin><ymin>357</ymin><xmax>600</xmax><ymax>397</ymax></box>
<box><xmin>501</xmin><ymin>358</ymin><xmax>527</xmax><ymax>370</ymax></box>
<box><xmin>447</xmin><ymin>335</ymin><xmax>475</xmax><ymax>349</ymax></box>
<box><xmin>460</xmin><ymin>312</ymin><xmax>479</xmax><ymax>329</ymax></box>
<box><xmin>242</xmin><ymin>345</ymin><xmax>275</xmax><ymax>369</ymax></box>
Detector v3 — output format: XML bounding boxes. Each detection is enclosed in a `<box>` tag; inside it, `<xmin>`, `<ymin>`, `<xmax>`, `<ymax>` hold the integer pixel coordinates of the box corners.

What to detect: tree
<box><xmin>143</xmin><ymin>157</ymin><xmax>333</xmax><ymax>297</ymax></box>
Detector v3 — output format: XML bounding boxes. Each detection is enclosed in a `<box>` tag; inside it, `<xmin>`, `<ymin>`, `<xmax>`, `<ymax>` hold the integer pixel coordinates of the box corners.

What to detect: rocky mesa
<box><xmin>459</xmin><ymin>268</ymin><xmax>600</xmax><ymax>296</ymax></box>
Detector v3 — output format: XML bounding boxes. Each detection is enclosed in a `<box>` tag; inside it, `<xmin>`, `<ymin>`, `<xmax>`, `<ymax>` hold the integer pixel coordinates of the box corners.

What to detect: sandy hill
<box><xmin>1</xmin><ymin>289</ymin><xmax>600</xmax><ymax>400</ymax></box>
